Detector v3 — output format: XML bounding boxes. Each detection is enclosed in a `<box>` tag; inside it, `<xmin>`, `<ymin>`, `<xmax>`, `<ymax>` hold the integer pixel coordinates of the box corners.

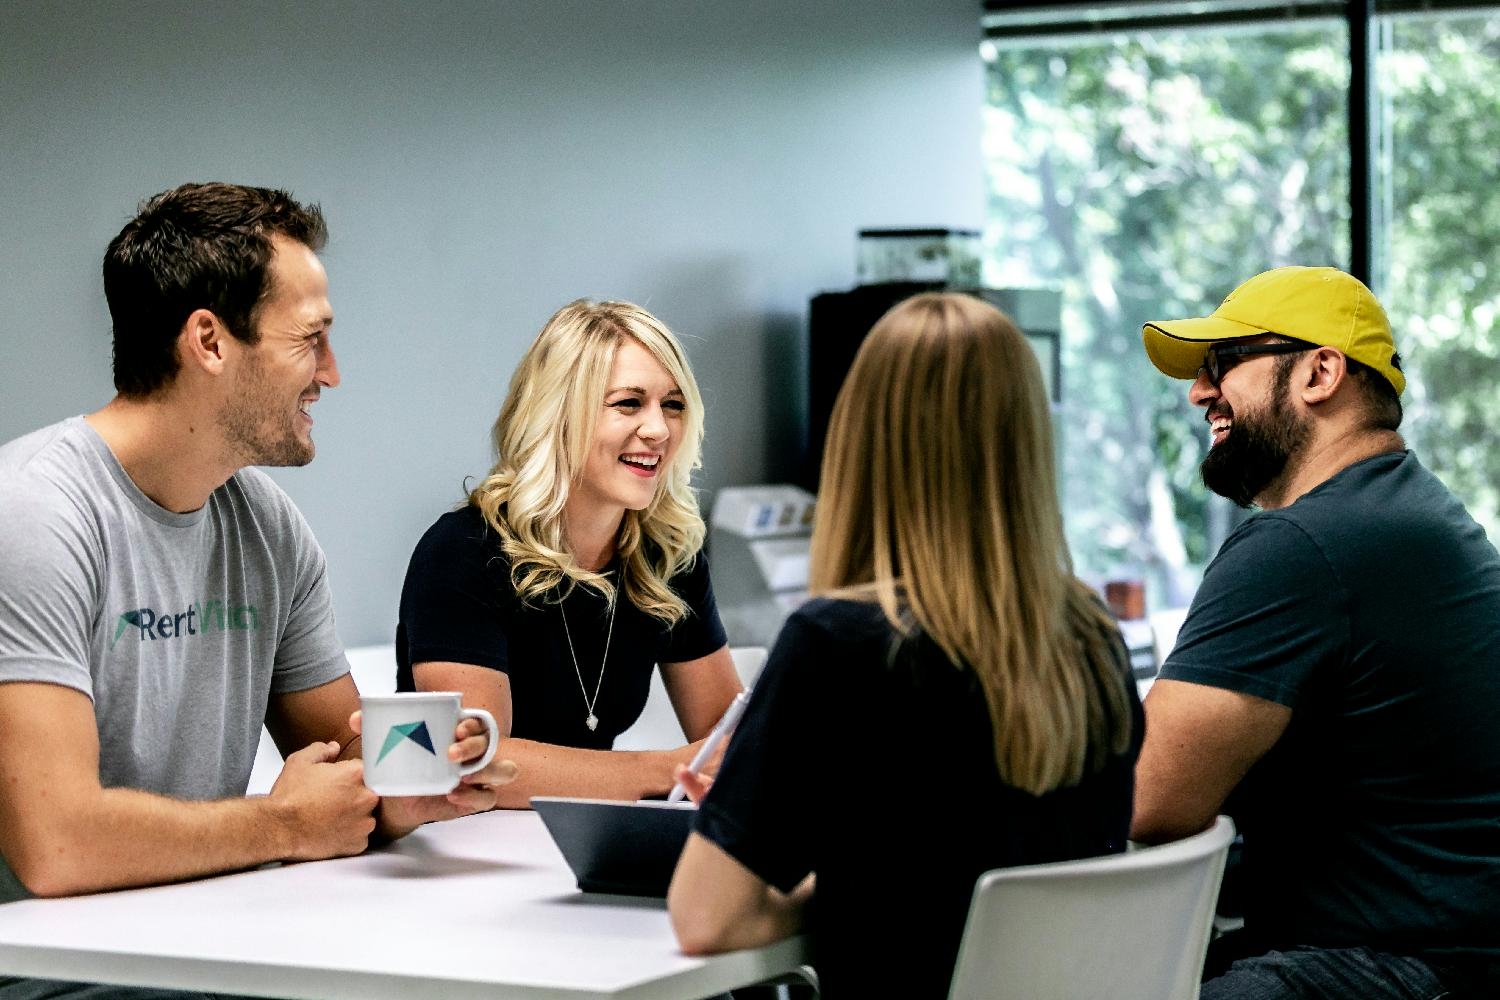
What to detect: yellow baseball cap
<box><xmin>1142</xmin><ymin>266</ymin><xmax>1405</xmax><ymax>395</ymax></box>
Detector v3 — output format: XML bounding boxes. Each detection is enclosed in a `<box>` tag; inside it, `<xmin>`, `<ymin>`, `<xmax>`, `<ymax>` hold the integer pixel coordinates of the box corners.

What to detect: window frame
<box><xmin>982</xmin><ymin>0</ymin><xmax>1500</xmax><ymax>288</ymax></box>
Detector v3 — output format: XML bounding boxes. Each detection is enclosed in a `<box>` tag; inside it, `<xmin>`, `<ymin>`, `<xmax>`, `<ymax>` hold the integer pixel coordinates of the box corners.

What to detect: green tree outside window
<box><xmin>982</xmin><ymin>12</ymin><xmax>1500</xmax><ymax>608</ymax></box>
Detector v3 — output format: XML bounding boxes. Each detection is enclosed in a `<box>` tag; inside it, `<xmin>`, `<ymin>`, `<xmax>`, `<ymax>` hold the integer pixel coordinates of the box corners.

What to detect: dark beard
<box><xmin>1200</xmin><ymin>362</ymin><xmax>1307</xmax><ymax>508</ymax></box>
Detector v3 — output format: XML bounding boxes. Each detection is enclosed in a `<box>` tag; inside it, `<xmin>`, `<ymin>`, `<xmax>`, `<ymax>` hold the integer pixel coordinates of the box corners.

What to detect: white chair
<box><xmin>613</xmin><ymin>645</ymin><xmax>767</xmax><ymax>750</ymax></box>
<box><xmin>245</xmin><ymin>644</ymin><xmax>398</xmax><ymax>795</ymax></box>
<box><xmin>948</xmin><ymin>816</ymin><xmax>1236</xmax><ymax>1000</ymax></box>
<box><xmin>344</xmin><ymin>643</ymin><xmax>400</xmax><ymax>694</ymax></box>
<box><xmin>1150</xmin><ymin>606</ymin><xmax>1192</xmax><ymax>670</ymax></box>
<box><xmin>727</xmin><ymin>644</ymin><xmax>769</xmax><ymax>687</ymax></box>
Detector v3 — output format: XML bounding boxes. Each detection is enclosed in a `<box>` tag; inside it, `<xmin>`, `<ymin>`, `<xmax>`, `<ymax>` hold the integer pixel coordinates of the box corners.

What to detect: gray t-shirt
<box><xmin>0</xmin><ymin>417</ymin><xmax>348</xmax><ymax>901</ymax></box>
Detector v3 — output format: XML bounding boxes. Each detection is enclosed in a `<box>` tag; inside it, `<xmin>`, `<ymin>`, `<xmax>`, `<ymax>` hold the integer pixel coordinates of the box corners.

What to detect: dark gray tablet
<box><xmin>532</xmin><ymin>796</ymin><xmax>698</xmax><ymax>897</ymax></box>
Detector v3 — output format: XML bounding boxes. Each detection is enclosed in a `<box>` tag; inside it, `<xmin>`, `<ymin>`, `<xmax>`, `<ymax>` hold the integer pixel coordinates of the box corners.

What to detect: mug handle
<box><xmin>456</xmin><ymin>707</ymin><xmax>500</xmax><ymax>776</ymax></box>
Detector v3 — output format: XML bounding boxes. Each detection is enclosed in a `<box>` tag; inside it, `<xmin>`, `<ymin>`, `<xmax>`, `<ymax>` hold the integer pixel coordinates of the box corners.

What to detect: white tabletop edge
<box><xmin>0</xmin><ymin>811</ymin><xmax>810</xmax><ymax>999</ymax></box>
<box><xmin>0</xmin><ymin>937</ymin><xmax>811</xmax><ymax>1000</ymax></box>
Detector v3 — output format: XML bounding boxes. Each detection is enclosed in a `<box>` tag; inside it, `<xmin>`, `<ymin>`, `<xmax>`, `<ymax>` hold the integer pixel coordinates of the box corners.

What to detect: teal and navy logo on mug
<box><xmin>377</xmin><ymin>721</ymin><xmax>437</xmax><ymax>763</ymax></box>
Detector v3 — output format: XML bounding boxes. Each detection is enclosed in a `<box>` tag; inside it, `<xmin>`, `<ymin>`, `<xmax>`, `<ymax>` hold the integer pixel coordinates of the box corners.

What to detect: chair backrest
<box><xmin>948</xmin><ymin>816</ymin><xmax>1236</xmax><ymax>1000</ymax></box>
<box><xmin>1149</xmin><ymin>607</ymin><xmax>1191</xmax><ymax>670</ymax></box>
<box><xmin>728</xmin><ymin>645</ymin><xmax>768</xmax><ymax>687</ymax></box>
<box><xmin>344</xmin><ymin>643</ymin><xmax>398</xmax><ymax>695</ymax></box>
<box><xmin>612</xmin><ymin>646</ymin><xmax>767</xmax><ymax>751</ymax></box>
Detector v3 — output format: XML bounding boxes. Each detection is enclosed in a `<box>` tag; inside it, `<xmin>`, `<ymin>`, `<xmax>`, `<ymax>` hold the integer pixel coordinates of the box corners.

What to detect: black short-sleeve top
<box><xmin>1160</xmin><ymin>451</ymin><xmax>1500</xmax><ymax>963</ymax></box>
<box><xmin>396</xmin><ymin>505</ymin><xmax>728</xmax><ymax>749</ymax></box>
<box><xmin>694</xmin><ymin>596</ymin><xmax>1142</xmax><ymax>998</ymax></box>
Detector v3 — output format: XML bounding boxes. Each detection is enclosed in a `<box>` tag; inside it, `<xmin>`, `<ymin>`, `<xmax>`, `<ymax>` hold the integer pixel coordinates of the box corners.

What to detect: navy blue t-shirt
<box><xmin>397</xmin><ymin>505</ymin><xmax>727</xmax><ymax>749</ymax></box>
<box><xmin>696</xmin><ymin>596</ymin><xmax>1141</xmax><ymax>999</ymax></box>
<box><xmin>1162</xmin><ymin>451</ymin><xmax>1500</xmax><ymax>964</ymax></box>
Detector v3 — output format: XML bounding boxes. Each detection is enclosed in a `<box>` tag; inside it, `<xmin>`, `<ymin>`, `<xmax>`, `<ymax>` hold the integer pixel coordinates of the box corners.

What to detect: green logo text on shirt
<box><xmin>110</xmin><ymin>599</ymin><xmax>260</xmax><ymax>649</ymax></box>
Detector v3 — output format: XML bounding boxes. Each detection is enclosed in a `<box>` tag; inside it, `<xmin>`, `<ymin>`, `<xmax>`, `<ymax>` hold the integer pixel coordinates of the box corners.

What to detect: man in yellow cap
<box><xmin>1131</xmin><ymin>266</ymin><xmax>1500</xmax><ymax>999</ymax></box>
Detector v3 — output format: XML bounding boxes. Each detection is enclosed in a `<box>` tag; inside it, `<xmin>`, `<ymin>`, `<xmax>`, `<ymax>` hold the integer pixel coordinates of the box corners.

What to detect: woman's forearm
<box><xmin>491</xmin><ymin>738</ymin><xmax>694</xmax><ymax>807</ymax></box>
<box><xmin>668</xmin><ymin>833</ymin><xmax>811</xmax><ymax>954</ymax></box>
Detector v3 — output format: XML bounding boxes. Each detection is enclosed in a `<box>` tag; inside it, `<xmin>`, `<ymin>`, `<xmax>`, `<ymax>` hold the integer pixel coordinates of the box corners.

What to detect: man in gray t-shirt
<box><xmin>0</xmin><ymin>184</ymin><xmax>515</xmax><ymax>922</ymax></box>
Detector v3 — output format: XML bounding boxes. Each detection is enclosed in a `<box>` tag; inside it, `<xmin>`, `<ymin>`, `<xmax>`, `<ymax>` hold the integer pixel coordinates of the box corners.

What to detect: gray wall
<box><xmin>0</xmin><ymin>1</ymin><xmax>983</xmax><ymax>644</ymax></box>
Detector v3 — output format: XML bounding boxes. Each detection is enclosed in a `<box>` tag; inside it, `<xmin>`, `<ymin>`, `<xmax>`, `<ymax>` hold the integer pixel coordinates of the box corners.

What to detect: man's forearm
<box><xmin>4</xmin><ymin>743</ymin><xmax>378</xmax><ymax>898</ymax></box>
<box><xmin>12</xmin><ymin>790</ymin><xmax>306</xmax><ymax>897</ymax></box>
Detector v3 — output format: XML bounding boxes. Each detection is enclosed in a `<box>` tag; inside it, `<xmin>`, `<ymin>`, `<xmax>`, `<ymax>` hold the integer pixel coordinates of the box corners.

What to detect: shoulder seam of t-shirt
<box><xmin>0</xmin><ymin>418</ymin><xmax>70</xmax><ymax>475</ymax></box>
<box><xmin>799</xmin><ymin>597</ymin><xmax>889</xmax><ymax>639</ymax></box>
<box><xmin>1251</xmin><ymin>510</ymin><xmax>1356</xmax><ymax>656</ymax></box>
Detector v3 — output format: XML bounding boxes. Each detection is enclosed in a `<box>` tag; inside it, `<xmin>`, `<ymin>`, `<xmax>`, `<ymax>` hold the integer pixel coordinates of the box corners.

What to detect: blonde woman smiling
<box><xmin>668</xmin><ymin>293</ymin><xmax>1143</xmax><ymax>998</ymax></box>
<box><xmin>397</xmin><ymin>300</ymin><xmax>741</xmax><ymax>807</ymax></box>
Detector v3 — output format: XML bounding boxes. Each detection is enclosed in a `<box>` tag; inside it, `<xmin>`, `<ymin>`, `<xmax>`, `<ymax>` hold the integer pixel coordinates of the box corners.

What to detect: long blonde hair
<box><xmin>469</xmin><ymin>299</ymin><xmax>707</xmax><ymax>624</ymax></box>
<box><xmin>810</xmin><ymin>292</ymin><xmax>1131</xmax><ymax>794</ymax></box>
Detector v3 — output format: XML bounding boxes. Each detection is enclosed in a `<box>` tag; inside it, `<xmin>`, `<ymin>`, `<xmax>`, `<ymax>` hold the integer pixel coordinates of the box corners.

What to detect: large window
<box><xmin>981</xmin><ymin>2</ymin><xmax>1500</xmax><ymax>609</ymax></box>
<box><xmin>1379</xmin><ymin>11</ymin><xmax>1500</xmax><ymax>537</ymax></box>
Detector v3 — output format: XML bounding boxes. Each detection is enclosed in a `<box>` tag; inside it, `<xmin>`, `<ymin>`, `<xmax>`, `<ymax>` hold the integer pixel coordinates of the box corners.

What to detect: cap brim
<box><xmin>1142</xmin><ymin>316</ymin><xmax>1268</xmax><ymax>380</ymax></box>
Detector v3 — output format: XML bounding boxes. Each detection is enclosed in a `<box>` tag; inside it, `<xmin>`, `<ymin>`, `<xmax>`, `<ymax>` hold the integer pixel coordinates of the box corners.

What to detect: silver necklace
<box><xmin>560</xmin><ymin>590</ymin><xmax>616</xmax><ymax>732</ymax></box>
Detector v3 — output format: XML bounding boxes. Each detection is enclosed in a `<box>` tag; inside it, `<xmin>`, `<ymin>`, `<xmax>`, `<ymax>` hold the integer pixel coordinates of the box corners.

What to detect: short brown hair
<box><xmin>103</xmin><ymin>183</ymin><xmax>327</xmax><ymax>397</ymax></box>
<box><xmin>1347</xmin><ymin>357</ymin><xmax>1404</xmax><ymax>431</ymax></box>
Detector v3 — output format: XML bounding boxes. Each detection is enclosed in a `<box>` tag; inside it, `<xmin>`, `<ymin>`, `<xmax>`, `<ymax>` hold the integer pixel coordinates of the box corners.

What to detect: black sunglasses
<box><xmin>1198</xmin><ymin>341</ymin><xmax>1316</xmax><ymax>388</ymax></box>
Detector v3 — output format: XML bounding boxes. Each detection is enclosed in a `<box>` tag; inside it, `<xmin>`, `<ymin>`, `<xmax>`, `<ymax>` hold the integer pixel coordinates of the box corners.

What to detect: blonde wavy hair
<box><xmin>810</xmin><ymin>292</ymin><xmax>1132</xmax><ymax>794</ymax></box>
<box><xmin>469</xmin><ymin>299</ymin><xmax>707</xmax><ymax>624</ymax></box>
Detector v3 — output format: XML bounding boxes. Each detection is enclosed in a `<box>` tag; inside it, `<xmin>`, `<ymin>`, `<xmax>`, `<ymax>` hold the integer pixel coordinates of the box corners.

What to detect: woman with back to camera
<box><xmin>396</xmin><ymin>299</ymin><xmax>742</xmax><ymax>807</ymax></box>
<box><xmin>667</xmin><ymin>292</ymin><xmax>1143</xmax><ymax>998</ymax></box>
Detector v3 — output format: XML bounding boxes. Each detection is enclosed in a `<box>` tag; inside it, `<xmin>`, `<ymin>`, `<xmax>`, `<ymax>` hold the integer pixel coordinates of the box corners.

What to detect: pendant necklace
<box><xmin>560</xmin><ymin>587</ymin><xmax>617</xmax><ymax>732</ymax></box>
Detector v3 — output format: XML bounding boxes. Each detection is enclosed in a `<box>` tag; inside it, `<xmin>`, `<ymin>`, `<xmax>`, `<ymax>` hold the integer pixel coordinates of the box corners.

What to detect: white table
<box><xmin>0</xmin><ymin>811</ymin><xmax>809</xmax><ymax>999</ymax></box>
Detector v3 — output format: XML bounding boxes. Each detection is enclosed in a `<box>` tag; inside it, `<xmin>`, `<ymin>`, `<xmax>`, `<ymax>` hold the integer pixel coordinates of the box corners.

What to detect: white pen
<box><xmin>667</xmin><ymin>689</ymin><xmax>751</xmax><ymax>802</ymax></box>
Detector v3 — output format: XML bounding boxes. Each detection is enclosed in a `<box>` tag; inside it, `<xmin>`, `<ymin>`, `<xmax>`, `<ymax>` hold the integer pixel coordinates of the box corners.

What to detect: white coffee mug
<box><xmin>360</xmin><ymin>692</ymin><xmax>499</xmax><ymax>796</ymax></box>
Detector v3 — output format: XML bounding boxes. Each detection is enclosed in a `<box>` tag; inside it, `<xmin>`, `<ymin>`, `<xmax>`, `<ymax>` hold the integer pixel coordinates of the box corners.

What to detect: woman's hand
<box><xmin>671</xmin><ymin>763</ymin><xmax>714</xmax><ymax>803</ymax></box>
